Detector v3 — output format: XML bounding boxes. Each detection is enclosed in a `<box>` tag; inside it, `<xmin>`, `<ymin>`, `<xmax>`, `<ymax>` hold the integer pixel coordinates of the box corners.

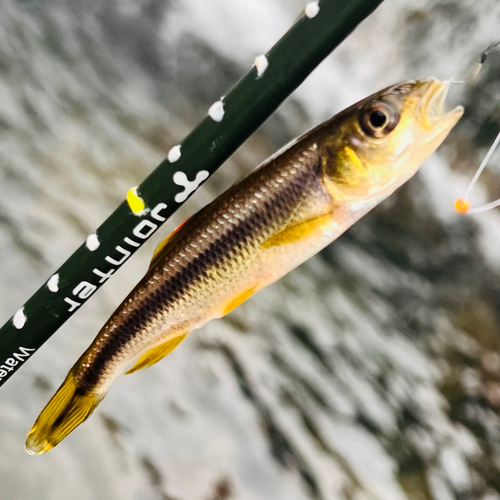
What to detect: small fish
<box><xmin>26</xmin><ymin>79</ymin><xmax>463</xmax><ymax>454</ymax></box>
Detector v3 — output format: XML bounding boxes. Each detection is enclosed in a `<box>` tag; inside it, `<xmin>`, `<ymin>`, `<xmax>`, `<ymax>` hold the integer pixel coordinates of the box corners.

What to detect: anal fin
<box><xmin>125</xmin><ymin>333</ymin><xmax>187</xmax><ymax>375</ymax></box>
<box><xmin>262</xmin><ymin>213</ymin><xmax>333</xmax><ymax>248</ymax></box>
<box><xmin>222</xmin><ymin>287</ymin><xmax>257</xmax><ymax>316</ymax></box>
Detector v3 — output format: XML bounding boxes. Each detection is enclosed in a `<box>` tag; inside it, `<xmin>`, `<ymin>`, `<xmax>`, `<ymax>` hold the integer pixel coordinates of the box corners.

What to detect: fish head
<box><xmin>320</xmin><ymin>79</ymin><xmax>463</xmax><ymax>201</ymax></box>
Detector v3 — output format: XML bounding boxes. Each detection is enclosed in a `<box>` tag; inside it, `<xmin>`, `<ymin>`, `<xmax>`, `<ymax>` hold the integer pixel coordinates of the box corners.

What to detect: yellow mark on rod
<box><xmin>126</xmin><ymin>187</ymin><xmax>146</xmax><ymax>215</ymax></box>
<box><xmin>344</xmin><ymin>146</ymin><xmax>366</xmax><ymax>174</ymax></box>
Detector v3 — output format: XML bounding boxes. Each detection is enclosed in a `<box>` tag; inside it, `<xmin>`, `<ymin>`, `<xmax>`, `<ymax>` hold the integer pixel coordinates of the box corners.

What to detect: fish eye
<box><xmin>359</xmin><ymin>100</ymin><xmax>400</xmax><ymax>138</ymax></box>
<box><xmin>369</xmin><ymin>110</ymin><xmax>387</xmax><ymax>128</ymax></box>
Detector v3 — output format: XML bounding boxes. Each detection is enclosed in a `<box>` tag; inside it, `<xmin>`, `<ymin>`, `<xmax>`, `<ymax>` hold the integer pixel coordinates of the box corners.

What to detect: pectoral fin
<box><xmin>125</xmin><ymin>333</ymin><xmax>187</xmax><ymax>374</ymax></box>
<box><xmin>262</xmin><ymin>213</ymin><xmax>332</xmax><ymax>248</ymax></box>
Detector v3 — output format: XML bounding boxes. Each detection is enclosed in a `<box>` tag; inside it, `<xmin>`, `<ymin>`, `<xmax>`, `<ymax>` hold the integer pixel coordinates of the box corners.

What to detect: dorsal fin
<box><xmin>149</xmin><ymin>216</ymin><xmax>192</xmax><ymax>269</ymax></box>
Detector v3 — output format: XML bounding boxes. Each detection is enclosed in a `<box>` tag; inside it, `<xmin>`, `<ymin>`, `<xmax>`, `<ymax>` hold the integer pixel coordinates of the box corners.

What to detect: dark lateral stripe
<box><xmin>80</xmin><ymin>164</ymin><xmax>320</xmax><ymax>388</ymax></box>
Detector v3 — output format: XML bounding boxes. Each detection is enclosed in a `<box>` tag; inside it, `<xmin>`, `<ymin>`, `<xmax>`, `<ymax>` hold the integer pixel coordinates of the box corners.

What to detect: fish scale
<box><xmin>78</xmin><ymin>147</ymin><xmax>325</xmax><ymax>389</ymax></box>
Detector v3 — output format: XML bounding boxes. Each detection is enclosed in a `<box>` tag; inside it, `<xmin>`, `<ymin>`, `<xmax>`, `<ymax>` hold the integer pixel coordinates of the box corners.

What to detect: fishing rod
<box><xmin>0</xmin><ymin>0</ymin><xmax>385</xmax><ymax>388</ymax></box>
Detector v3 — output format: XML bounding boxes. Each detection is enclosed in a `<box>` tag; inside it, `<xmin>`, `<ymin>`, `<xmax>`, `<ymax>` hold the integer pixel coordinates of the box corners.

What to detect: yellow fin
<box><xmin>262</xmin><ymin>213</ymin><xmax>332</xmax><ymax>248</ymax></box>
<box><xmin>150</xmin><ymin>217</ymin><xmax>192</xmax><ymax>268</ymax></box>
<box><xmin>125</xmin><ymin>333</ymin><xmax>187</xmax><ymax>375</ymax></box>
<box><xmin>222</xmin><ymin>287</ymin><xmax>257</xmax><ymax>316</ymax></box>
<box><xmin>343</xmin><ymin>146</ymin><xmax>367</xmax><ymax>175</ymax></box>
<box><xmin>26</xmin><ymin>371</ymin><xmax>102</xmax><ymax>455</ymax></box>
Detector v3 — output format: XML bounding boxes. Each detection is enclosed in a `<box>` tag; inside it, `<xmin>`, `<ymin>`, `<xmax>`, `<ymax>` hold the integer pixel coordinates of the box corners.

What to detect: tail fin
<box><xmin>26</xmin><ymin>371</ymin><xmax>103</xmax><ymax>455</ymax></box>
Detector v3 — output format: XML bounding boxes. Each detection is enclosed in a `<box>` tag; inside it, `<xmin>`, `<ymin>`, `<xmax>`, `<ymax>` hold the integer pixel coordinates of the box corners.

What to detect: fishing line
<box><xmin>451</xmin><ymin>40</ymin><xmax>500</xmax><ymax>85</ymax></box>
<box><xmin>454</xmin><ymin>130</ymin><xmax>500</xmax><ymax>214</ymax></box>
<box><xmin>452</xmin><ymin>41</ymin><xmax>500</xmax><ymax>215</ymax></box>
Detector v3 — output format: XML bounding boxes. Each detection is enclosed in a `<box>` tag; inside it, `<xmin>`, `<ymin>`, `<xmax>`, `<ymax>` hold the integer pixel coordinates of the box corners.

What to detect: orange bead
<box><xmin>454</xmin><ymin>197</ymin><xmax>471</xmax><ymax>214</ymax></box>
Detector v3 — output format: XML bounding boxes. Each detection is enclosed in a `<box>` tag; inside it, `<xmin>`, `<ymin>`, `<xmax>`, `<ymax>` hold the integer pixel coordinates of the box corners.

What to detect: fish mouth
<box><xmin>420</xmin><ymin>79</ymin><xmax>464</xmax><ymax>135</ymax></box>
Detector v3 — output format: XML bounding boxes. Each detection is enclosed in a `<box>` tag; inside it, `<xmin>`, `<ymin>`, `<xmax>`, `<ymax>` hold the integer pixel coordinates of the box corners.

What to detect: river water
<box><xmin>0</xmin><ymin>1</ymin><xmax>498</xmax><ymax>499</ymax></box>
